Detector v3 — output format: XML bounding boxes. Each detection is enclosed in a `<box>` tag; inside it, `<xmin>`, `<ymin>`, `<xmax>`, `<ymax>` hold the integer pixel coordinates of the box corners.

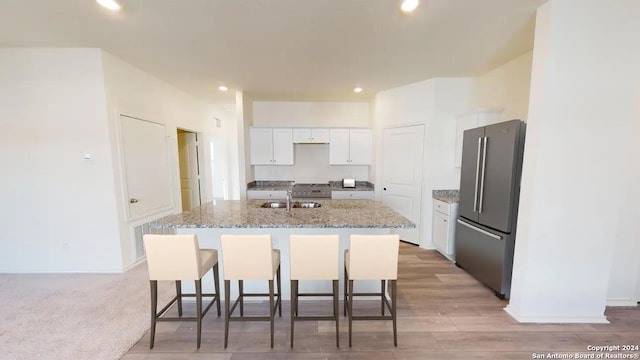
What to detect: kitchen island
<box><xmin>152</xmin><ymin>199</ymin><xmax>414</xmax><ymax>299</ymax></box>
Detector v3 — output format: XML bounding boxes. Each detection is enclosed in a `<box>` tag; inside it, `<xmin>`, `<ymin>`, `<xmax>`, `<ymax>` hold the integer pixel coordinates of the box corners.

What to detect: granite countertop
<box><xmin>329</xmin><ymin>181</ymin><xmax>375</xmax><ymax>191</ymax></box>
<box><xmin>152</xmin><ymin>199</ymin><xmax>414</xmax><ymax>229</ymax></box>
<box><xmin>433</xmin><ymin>189</ymin><xmax>459</xmax><ymax>203</ymax></box>
<box><xmin>247</xmin><ymin>180</ymin><xmax>375</xmax><ymax>192</ymax></box>
<box><xmin>246</xmin><ymin>180</ymin><xmax>294</xmax><ymax>191</ymax></box>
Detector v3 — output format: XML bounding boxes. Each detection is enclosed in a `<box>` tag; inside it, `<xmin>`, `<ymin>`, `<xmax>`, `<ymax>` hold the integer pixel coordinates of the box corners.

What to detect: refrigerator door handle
<box><xmin>473</xmin><ymin>137</ymin><xmax>482</xmax><ymax>212</ymax></box>
<box><xmin>478</xmin><ymin>136</ymin><xmax>488</xmax><ymax>213</ymax></box>
<box><xmin>457</xmin><ymin>219</ymin><xmax>502</xmax><ymax>240</ymax></box>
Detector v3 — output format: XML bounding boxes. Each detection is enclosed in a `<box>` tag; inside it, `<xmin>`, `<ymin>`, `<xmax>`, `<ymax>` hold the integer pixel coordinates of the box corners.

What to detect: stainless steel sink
<box><xmin>294</xmin><ymin>201</ymin><xmax>322</xmax><ymax>208</ymax></box>
<box><xmin>260</xmin><ymin>201</ymin><xmax>321</xmax><ymax>208</ymax></box>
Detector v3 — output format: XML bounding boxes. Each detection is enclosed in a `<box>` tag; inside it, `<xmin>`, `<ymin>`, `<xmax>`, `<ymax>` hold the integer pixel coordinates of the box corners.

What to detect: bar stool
<box><xmin>143</xmin><ymin>234</ymin><xmax>221</xmax><ymax>349</ymax></box>
<box><xmin>344</xmin><ymin>234</ymin><xmax>400</xmax><ymax>347</ymax></box>
<box><xmin>289</xmin><ymin>234</ymin><xmax>340</xmax><ymax>348</ymax></box>
<box><xmin>220</xmin><ymin>234</ymin><xmax>282</xmax><ymax>348</ymax></box>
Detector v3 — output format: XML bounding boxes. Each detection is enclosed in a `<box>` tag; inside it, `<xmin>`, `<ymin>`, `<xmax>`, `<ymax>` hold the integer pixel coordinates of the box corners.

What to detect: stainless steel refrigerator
<box><xmin>455</xmin><ymin>119</ymin><xmax>526</xmax><ymax>299</ymax></box>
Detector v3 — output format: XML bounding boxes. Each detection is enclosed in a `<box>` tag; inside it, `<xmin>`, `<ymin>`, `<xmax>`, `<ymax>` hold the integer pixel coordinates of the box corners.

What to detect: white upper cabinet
<box><xmin>250</xmin><ymin>127</ymin><xmax>294</xmax><ymax>165</ymax></box>
<box><xmin>329</xmin><ymin>128</ymin><xmax>372</xmax><ymax>165</ymax></box>
<box><xmin>292</xmin><ymin>128</ymin><xmax>330</xmax><ymax>143</ymax></box>
<box><xmin>454</xmin><ymin>109</ymin><xmax>502</xmax><ymax>167</ymax></box>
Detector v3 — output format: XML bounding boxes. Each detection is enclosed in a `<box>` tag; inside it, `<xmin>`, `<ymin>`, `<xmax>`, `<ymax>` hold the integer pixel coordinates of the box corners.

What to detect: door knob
<box><xmin>129</xmin><ymin>198</ymin><xmax>139</xmax><ymax>203</ymax></box>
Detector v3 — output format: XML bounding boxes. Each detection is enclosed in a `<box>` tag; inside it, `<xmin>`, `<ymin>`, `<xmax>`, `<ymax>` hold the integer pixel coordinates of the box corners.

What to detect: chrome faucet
<box><xmin>286</xmin><ymin>190</ymin><xmax>292</xmax><ymax>211</ymax></box>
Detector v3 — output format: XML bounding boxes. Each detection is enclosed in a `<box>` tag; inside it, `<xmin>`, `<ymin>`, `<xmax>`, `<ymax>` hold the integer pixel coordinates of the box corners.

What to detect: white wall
<box><xmin>253</xmin><ymin>101</ymin><xmax>370</xmax><ymax>127</ymax></box>
<box><xmin>374</xmin><ymin>78</ymin><xmax>474</xmax><ymax>249</ymax></box>
<box><xmin>0</xmin><ymin>48</ymin><xmax>235</xmax><ymax>273</ymax></box>
<box><xmin>100</xmin><ymin>51</ymin><xmax>231</xmax><ymax>268</ymax></box>
<box><xmin>506</xmin><ymin>0</ymin><xmax>640</xmax><ymax>322</ymax></box>
<box><xmin>0</xmin><ymin>48</ymin><xmax>122</xmax><ymax>272</ymax></box>
<box><xmin>250</xmin><ymin>101</ymin><xmax>371</xmax><ymax>183</ymax></box>
<box><xmin>473</xmin><ymin>52</ymin><xmax>533</xmax><ymax>122</ymax></box>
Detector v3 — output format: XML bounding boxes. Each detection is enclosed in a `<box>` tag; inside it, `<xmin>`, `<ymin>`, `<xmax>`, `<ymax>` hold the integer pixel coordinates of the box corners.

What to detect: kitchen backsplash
<box><xmin>253</xmin><ymin>144</ymin><xmax>369</xmax><ymax>183</ymax></box>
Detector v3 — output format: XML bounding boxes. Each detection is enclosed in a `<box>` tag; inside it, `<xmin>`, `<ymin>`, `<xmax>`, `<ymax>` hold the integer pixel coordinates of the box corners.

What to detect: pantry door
<box><xmin>381</xmin><ymin>125</ymin><xmax>424</xmax><ymax>245</ymax></box>
<box><xmin>120</xmin><ymin>115</ymin><xmax>173</xmax><ymax>220</ymax></box>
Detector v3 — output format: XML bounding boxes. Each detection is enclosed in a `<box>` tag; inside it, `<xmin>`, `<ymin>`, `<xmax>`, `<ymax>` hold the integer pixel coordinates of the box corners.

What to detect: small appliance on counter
<box><xmin>342</xmin><ymin>178</ymin><xmax>356</xmax><ymax>188</ymax></box>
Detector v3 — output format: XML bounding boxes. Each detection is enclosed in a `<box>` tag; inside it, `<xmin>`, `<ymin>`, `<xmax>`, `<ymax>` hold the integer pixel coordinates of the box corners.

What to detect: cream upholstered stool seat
<box><xmin>143</xmin><ymin>234</ymin><xmax>221</xmax><ymax>349</ymax></box>
<box><xmin>344</xmin><ymin>234</ymin><xmax>400</xmax><ymax>347</ymax></box>
<box><xmin>220</xmin><ymin>234</ymin><xmax>282</xmax><ymax>348</ymax></box>
<box><xmin>289</xmin><ymin>234</ymin><xmax>340</xmax><ymax>348</ymax></box>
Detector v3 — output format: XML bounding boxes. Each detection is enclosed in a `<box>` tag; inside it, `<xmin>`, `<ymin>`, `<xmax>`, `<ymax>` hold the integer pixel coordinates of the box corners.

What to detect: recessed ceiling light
<box><xmin>96</xmin><ymin>0</ymin><xmax>121</xmax><ymax>11</ymax></box>
<box><xmin>218</xmin><ymin>86</ymin><xmax>228</xmax><ymax>91</ymax></box>
<box><xmin>400</xmin><ymin>0</ymin><xmax>419</xmax><ymax>13</ymax></box>
<box><xmin>353</xmin><ymin>87</ymin><xmax>363</xmax><ymax>93</ymax></box>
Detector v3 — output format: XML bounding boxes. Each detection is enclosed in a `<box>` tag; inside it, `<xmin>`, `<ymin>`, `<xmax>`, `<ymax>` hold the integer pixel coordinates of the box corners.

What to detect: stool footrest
<box><xmin>294</xmin><ymin>315</ymin><xmax>337</xmax><ymax>321</ymax></box>
<box><xmin>296</xmin><ymin>292</ymin><xmax>335</xmax><ymax>297</ymax></box>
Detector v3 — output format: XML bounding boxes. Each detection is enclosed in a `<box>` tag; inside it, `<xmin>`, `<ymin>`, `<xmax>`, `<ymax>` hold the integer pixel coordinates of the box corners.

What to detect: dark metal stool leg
<box><xmin>343</xmin><ymin>266</ymin><xmax>348</xmax><ymax>316</ymax></box>
<box><xmin>333</xmin><ymin>279</ymin><xmax>339</xmax><ymax>348</ymax></box>
<box><xmin>195</xmin><ymin>279</ymin><xmax>202</xmax><ymax>349</ymax></box>
<box><xmin>269</xmin><ymin>279</ymin><xmax>275</xmax><ymax>348</ymax></box>
<box><xmin>239</xmin><ymin>280</ymin><xmax>244</xmax><ymax>317</ymax></box>
<box><xmin>381</xmin><ymin>280</ymin><xmax>386</xmax><ymax>316</ymax></box>
<box><xmin>213</xmin><ymin>263</ymin><xmax>221</xmax><ymax>316</ymax></box>
<box><xmin>348</xmin><ymin>279</ymin><xmax>354</xmax><ymax>347</ymax></box>
<box><xmin>224</xmin><ymin>280</ymin><xmax>230</xmax><ymax>349</ymax></box>
<box><xmin>149</xmin><ymin>280</ymin><xmax>158</xmax><ymax>349</ymax></box>
<box><xmin>277</xmin><ymin>266</ymin><xmax>282</xmax><ymax>317</ymax></box>
<box><xmin>290</xmin><ymin>280</ymin><xmax>296</xmax><ymax>348</ymax></box>
<box><xmin>175</xmin><ymin>280</ymin><xmax>183</xmax><ymax>317</ymax></box>
<box><xmin>392</xmin><ymin>280</ymin><xmax>397</xmax><ymax>347</ymax></box>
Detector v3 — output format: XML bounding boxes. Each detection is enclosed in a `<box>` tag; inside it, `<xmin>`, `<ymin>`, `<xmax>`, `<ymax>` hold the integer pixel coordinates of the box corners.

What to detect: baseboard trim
<box><xmin>606</xmin><ymin>298</ymin><xmax>638</xmax><ymax>307</ymax></box>
<box><xmin>504</xmin><ymin>305</ymin><xmax>609</xmax><ymax>323</ymax></box>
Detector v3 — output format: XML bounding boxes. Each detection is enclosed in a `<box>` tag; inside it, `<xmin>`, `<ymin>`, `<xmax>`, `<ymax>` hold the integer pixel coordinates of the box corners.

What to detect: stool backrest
<box><xmin>348</xmin><ymin>234</ymin><xmax>400</xmax><ymax>280</ymax></box>
<box><xmin>290</xmin><ymin>234</ymin><xmax>340</xmax><ymax>280</ymax></box>
<box><xmin>220</xmin><ymin>234</ymin><xmax>274</xmax><ymax>280</ymax></box>
<box><xmin>143</xmin><ymin>234</ymin><xmax>201</xmax><ymax>281</ymax></box>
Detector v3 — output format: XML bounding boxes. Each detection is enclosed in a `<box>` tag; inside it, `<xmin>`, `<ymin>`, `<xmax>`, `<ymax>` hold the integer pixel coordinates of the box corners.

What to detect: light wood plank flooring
<box><xmin>123</xmin><ymin>243</ymin><xmax>640</xmax><ymax>360</ymax></box>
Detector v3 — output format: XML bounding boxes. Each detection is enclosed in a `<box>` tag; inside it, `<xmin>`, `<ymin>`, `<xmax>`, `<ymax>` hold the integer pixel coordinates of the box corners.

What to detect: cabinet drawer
<box><xmin>433</xmin><ymin>199</ymin><xmax>450</xmax><ymax>215</ymax></box>
<box><xmin>246</xmin><ymin>190</ymin><xmax>287</xmax><ymax>200</ymax></box>
<box><xmin>331</xmin><ymin>191</ymin><xmax>374</xmax><ymax>200</ymax></box>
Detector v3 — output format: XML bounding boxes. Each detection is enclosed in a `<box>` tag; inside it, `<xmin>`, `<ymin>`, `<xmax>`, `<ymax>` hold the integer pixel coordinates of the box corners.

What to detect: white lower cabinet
<box><xmin>246</xmin><ymin>190</ymin><xmax>287</xmax><ymax>200</ymax></box>
<box><xmin>432</xmin><ymin>199</ymin><xmax>458</xmax><ymax>261</ymax></box>
<box><xmin>331</xmin><ymin>191</ymin><xmax>374</xmax><ymax>200</ymax></box>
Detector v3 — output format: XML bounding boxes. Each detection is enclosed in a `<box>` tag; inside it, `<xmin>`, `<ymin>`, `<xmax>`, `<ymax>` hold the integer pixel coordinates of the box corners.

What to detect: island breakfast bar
<box><xmin>151</xmin><ymin>199</ymin><xmax>415</xmax><ymax>300</ymax></box>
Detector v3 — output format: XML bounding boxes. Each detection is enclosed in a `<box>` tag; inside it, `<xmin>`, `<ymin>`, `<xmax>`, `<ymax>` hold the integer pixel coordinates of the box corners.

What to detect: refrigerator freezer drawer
<box><xmin>455</xmin><ymin>218</ymin><xmax>515</xmax><ymax>298</ymax></box>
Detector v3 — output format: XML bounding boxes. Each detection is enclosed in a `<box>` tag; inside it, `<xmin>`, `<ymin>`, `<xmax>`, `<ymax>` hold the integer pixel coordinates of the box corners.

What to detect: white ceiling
<box><xmin>0</xmin><ymin>0</ymin><xmax>544</xmax><ymax>103</ymax></box>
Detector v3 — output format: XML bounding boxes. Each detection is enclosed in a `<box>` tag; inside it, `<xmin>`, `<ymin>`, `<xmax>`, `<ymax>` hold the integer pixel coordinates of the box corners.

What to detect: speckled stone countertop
<box><xmin>433</xmin><ymin>189</ymin><xmax>459</xmax><ymax>203</ymax></box>
<box><xmin>247</xmin><ymin>180</ymin><xmax>294</xmax><ymax>191</ymax></box>
<box><xmin>329</xmin><ymin>181</ymin><xmax>375</xmax><ymax>191</ymax></box>
<box><xmin>152</xmin><ymin>200</ymin><xmax>414</xmax><ymax>229</ymax></box>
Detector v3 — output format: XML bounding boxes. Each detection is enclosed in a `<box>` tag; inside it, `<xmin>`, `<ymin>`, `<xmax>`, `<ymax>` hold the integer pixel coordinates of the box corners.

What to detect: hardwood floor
<box><xmin>123</xmin><ymin>243</ymin><xmax>640</xmax><ymax>360</ymax></box>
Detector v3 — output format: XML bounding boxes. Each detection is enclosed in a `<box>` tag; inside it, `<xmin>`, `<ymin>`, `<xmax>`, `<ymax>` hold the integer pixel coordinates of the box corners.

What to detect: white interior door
<box><xmin>120</xmin><ymin>115</ymin><xmax>172</xmax><ymax>220</ymax></box>
<box><xmin>178</xmin><ymin>131</ymin><xmax>201</xmax><ymax>211</ymax></box>
<box><xmin>381</xmin><ymin>125</ymin><xmax>425</xmax><ymax>245</ymax></box>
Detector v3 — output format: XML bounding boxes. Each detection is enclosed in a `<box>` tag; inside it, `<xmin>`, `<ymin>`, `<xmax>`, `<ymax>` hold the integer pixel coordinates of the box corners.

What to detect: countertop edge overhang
<box><xmin>151</xmin><ymin>199</ymin><xmax>415</xmax><ymax>229</ymax></box>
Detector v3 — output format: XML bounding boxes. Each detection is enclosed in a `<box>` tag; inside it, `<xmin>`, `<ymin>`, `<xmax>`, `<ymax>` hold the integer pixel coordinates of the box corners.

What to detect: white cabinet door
<box><xmin>331</xmin><ymin>191</ymin><xmax>375</xmax><ymax>200</ymax></box>
<box><xmin>246</xmin><ymin>190</ymin><xmax>287</xmax><ymax>200</ymax></box>
<box><xmin>433</xmin><ymin>211</ymin><xmax>449</xmax><ymax>255</ymax></box>
<box><xmin>311</xmin><ymin>128</ymin><xmax>330</xmax><ymax>143</ymax></box>
<box><xmin>348</xmin><ymin>129</ymin><xmax>372</xmax><ymax>165</ymax></box>
<box><xmin>250</xmin><ymin>128</ymin><xmax>293</xmax><ymax>165</ymax></box>
<box><xmin>454</xmin><ymin>109</ymin><xmax>502</xmax><ymax>167</ymax></box>
<box><xmin>293</xmin><ymin>128</ymin><xmax>312</xmax><ymax>143</ymax></box>
<box><xmin>250</xmin><ymin>128</ymin><xmax>274</xmax><ymax>165</ymax></box>
<box><xmin>329</xmin><ymin>128</ymin><xmax>372</xmax><ymax>165</ymax></box>
<box><xmin>329</xmin><ymin>129</ymin><xmax>350</xmax><ymax>164</ymax></box>
<box><xmin>272</xmin><ymin>128</ymin><xmax>294</xmax><ymax>165</ymax></box>
<box><xmin>293</xmin><ymin>128</ymin><xmax>330</xmax><ymax>143</ymax></box>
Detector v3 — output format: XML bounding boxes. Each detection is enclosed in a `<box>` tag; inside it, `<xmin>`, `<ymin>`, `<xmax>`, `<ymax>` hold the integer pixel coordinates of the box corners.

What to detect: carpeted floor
<box><xmin>0</xmin><ymin>262</ymin><xmax>172</xmax><ymax>360</ymax></box>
